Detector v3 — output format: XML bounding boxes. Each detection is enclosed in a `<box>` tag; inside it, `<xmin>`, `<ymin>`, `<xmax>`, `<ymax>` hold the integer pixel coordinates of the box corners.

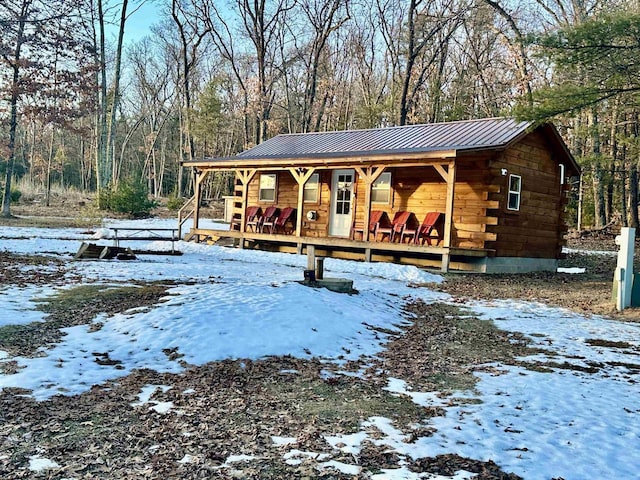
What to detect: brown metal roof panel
<box><xmin>236</xmin><ymin>118</ymin><xmax>532</xmax><ymax>159</ymax></box>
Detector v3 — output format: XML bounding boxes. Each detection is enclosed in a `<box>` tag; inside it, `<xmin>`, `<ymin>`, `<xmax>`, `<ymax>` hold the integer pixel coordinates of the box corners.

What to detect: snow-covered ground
<box><xmin>1</xmin><ymin>219</ymin><xmax>639</xmax><ymax>479</ymax></box>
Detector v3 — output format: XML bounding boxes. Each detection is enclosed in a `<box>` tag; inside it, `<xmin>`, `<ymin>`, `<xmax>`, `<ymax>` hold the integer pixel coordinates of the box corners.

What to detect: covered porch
<box><xmin>179</xmin><ymin>151</ymin><xmax>496</xmax><ymax>272</ymax></box>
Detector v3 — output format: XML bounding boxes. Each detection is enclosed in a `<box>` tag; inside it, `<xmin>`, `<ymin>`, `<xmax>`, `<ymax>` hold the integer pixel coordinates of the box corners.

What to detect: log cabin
<box><xmin>181</xmin><ymin>117</ymin><xmax>580</xmax><ymax>273</ymax></box>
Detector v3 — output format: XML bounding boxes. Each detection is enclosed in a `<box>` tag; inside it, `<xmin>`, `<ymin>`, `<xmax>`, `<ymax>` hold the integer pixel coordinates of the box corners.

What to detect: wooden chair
<box><xmin>397</xmin><ymin>212</ymin><xmax>420</xmax><ymax>243</ymax></box>
<box><xmin>259</xmin><ymin>206</ymin><xmax>280</xmax><ymax>232</ymax></box>
<box><xmin>414</xmin><ymin>212</ymin><xmax>445</xmax><ymax>245</ymax></box>
<box><xmin>245</xmin><ymin>206</ymin><xmax>263</xmax><ymax>232</ymax></box>
<box><xmin>351</xmin><ymin>210</ymin><xmax>387</xmax><ymax>240</ymax></box>
<box><xmin>376</xmin><ymin>211</ymin><xmax>411</xmax><ymax>242</ymax></box>
<box><xmin>270</xmin><ymin>207</ymin><xmax>296</xmax><ymax>234</ymax></box>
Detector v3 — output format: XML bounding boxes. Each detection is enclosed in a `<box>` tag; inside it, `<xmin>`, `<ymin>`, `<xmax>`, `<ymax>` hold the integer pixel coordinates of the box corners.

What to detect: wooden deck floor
<box><xmin>187</xmin><ymin>228</ymin><xmax>494</xmax><ymax>272</ymax></box>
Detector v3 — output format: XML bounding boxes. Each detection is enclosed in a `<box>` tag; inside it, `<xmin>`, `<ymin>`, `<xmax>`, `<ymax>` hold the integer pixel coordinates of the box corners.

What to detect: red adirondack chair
<box><xmin>351</xmin><ymin>210</ymin><xmax>389</xmax><ymax>240</ymax></box>
<box><xmin>414</xmin><ymin>212</ymin><xmax>445</xmax><ymax>245</ymax></box>
<box><xmin>270</xmin><ymin>207</ymin><xmax>296</xmax><ymax>234</ymax></box>
<box><xmin>259</xmin><ymin>206</ymin><xmax>280</xmax><ymax>232</ymax></box>
<box><xmin>376</xmin><ymin>211</ymin><xmax>412</xmax><ymax>242</ymax></box>
<box><xmin>396</xmin><ymin>212</ymin><xmax>420</xmax><ymax>243</ymax></box>
<box><xmin>245</xmin><ymin>206</ymin><xmax>263</xmax><ymax>232</ymax></box>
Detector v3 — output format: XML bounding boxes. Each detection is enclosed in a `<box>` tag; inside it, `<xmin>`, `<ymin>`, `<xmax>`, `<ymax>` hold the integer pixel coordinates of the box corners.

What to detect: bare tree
<box><xmin>171</xmin><ymin>0</ymin><xmax>210</xmax><ymax>196</ymax></box>
<box><xmin>0</xmin><ymin>0</ymin><xmax>91</xmax><ymax>216</ymax></box>
<box><xmin>376</xmin><ymin>0</ymin><xmax>466</xmax><ymax>125</ymax></box>
<box><xmin>296</xmin><ymin>0</ymin><xmax>350</xmax><ymax>132</ymax></box>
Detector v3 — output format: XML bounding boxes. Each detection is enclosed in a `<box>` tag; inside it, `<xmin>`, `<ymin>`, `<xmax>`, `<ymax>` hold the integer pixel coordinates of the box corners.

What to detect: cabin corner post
<box><xmin>289</xmin><ymin>167</ymin><xmax>316</xmax><ymax>237</ymax></box>
<box><xmin>355</xmin><ymin>166</ymin><xmax>385</xmax><ymax>241</ymax></box>
<box><xmin>193</xmin><ymin>169</ymin><xmax>209</xmax><ymax>231</ymax></box>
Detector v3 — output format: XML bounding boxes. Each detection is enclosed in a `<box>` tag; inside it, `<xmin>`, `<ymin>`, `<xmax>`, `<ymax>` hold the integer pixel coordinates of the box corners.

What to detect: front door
<box><xmin>329</xmin><ymin>169</ymin><xmax>354</xmax><ymax>237</ymax></box>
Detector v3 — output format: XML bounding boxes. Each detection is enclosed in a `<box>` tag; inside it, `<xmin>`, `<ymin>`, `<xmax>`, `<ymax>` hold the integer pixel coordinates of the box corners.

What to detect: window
<box><xmin>335</xmin><ymin>173</ymin><xmax>353</xmax><ymax>215</ymax></box>
<box><xmin>303</xmin><ymin>173</ymin><xmax>320</xmax><ymax>203</ymax></box>
<box><xmin>259</xmin><ymin>174</ymin><xmax>276</xmax><ymax>202</ymax></box>
<box><xmin>371</xmin><ymin>172</ymin><xmax>392</xmax><ymax>204</ymax></box>
<box><xmin>507</xmin><ymin>174</ymin><xmax>521</xmax><ymax>211</ymax></box>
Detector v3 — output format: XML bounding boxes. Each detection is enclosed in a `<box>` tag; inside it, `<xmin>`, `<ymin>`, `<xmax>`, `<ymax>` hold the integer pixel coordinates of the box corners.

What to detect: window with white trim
<box><xmin>371</xmin><ymin>172</ymin><xmax>392</xmax><ymax>204</ymax></box>
<box><xmin>507</xmin><ymin>174</ymin><xmax>521</xmax><ymax>211</ymax></box>
<box><xmin>303</xmin><ymin>173</ymin><xmax>320</xmax><ymax>203</ymax></box>
<box><xmin>259</xmin><ymin>174</ymin><xmax>277</xmax><ymax>202</ymax></box>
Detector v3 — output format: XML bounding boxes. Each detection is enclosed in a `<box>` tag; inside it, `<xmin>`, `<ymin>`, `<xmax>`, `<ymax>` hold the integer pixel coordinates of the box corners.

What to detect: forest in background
<box><xmin>1</xmin><ymin>0</ymin><xmax>640</xmax><ymax>228</ymax></box>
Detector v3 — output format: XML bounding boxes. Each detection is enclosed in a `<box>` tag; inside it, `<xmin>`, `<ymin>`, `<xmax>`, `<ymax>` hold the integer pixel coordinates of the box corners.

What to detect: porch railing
<box><xmin>177</xmin><ymin>195</ymin><xmax>196</xmax><ymax>239</ymax></box>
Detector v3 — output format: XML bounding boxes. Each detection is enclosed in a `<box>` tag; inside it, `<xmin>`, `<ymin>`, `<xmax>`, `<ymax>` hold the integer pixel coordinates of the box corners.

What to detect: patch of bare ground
<box><xmin>0</xmin><ymin>359</ymin><xmax>424</xmax><ymax>479</ymax></box>
<box><xmin>365</xmin><ymin>301</ymin><xmax>538</xmax><ymax>393</ymax></box>
<box><xmin>0</xmin><ymin>251</ymin><xmax>71</xmax><ymax>286</ymax></box>
<box><xmin>435</xmin><ymin>235</ymin><xmax>640</xmax><ymax>321</ymax></box>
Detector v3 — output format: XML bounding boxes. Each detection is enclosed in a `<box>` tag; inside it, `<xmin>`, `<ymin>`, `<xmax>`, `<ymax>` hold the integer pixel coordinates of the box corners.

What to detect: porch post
<box><xmin>235</xmin><ymin>169</ymin><xmax>257</xmax><ymax>234</ymax></box>
<box><xmin>193</xmin><ymin>170</ymin><xmax>208</xmax><ymax>231</ymax></box>
<box><xmin>433</xmin><ymin>160</ymin><xmax>456</xmax><ymax>272</ymax></box>
<box><xmin>355</xmin><ymin>166</ymin><xmax>386</xmax><ymax>241</ymax></box>
<box><xmin>289</xmin><ymin>167</ymin><xmax>316</xmax><ymax>237</ymax></box>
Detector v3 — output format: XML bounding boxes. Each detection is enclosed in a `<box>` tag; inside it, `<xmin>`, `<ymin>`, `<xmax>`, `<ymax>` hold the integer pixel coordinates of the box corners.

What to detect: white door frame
<box><xmin>329</xmin><ymin>169</ymin><xmax>355</xmax><ymax>237</ymax></box>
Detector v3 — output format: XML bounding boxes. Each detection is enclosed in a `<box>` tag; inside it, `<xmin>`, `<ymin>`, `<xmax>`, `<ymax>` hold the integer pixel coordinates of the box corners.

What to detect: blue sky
<box><xmin>104</xmin><ymin>0</ymin><xmax>161</xmax><ymax>43</ymax></box>
<box><xmin>126</xmin><ymin>1</ymin><xmax>161</xmax><ymax>41</ymax></box>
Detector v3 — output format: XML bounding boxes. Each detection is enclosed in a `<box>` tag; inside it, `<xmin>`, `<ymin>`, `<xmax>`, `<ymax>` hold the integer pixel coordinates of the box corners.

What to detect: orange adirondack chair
<box><xmin>270</xmin><ymin>207</ymin><xmax>296</xmax><ymax>234</ymax></box>
<box><xmin>414</xmin><ymin>212</ymin><xmax>445</xmax><ymax>245</ymax></box>
<box><xmin>245</xmin><ymin>206</ymin><xmax>263</xmax><ymax>232</ymax></box>
<box><xmin>259</xmin><ymin>206</ymin><xmax>280</xmax><ymax>232</ymax></box>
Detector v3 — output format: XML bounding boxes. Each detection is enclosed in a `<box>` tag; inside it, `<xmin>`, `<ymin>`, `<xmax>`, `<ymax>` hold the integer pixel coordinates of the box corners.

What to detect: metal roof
<box><xmin>237</xmin><ymin>117</ymin><xmax>532</xmax><ymax>159</ymax></box>
<box><xmin>187</xmin><ymin>117</ymin><xmax>579</xmax><ymax>175</ymax></box>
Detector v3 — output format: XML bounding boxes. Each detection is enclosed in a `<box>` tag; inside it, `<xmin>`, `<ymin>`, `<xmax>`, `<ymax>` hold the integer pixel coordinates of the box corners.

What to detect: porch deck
<box><xmin>186</xmin><ymin>227</ymin><xmax>494</xmax><ymax>272</ymax></box>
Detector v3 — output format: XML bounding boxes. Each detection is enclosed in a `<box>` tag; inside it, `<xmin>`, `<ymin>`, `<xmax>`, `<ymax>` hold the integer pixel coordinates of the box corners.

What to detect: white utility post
<box><xmin>614</xmin><ymin>227</ymin><xmax>635</xmax><ymax>311</ymax></box>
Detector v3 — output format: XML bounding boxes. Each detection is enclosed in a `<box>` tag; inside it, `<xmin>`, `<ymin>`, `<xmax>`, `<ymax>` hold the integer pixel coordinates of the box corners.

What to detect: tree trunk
<box><xmin>629</xmin><ymin>164</ymin><xmax>639</xmax><ymax>228</ymax></box>
<box><xmin>107</xmin><ymin>0</ymin><xmax>128</xmax><ymax>187</ymax></box>
<box><xmin>45</xmin><ymin>128</ymin><xmax>55</xmax><ymax>207</ymax></box>
<box><xmin>589</xmin><ymin>110</ymin><xmax>606</xmax><ymax>228</ymax></box>
<box><xmin>96</xmin><ymin>0</ymin><xmax>109</xmax><ymax>195</ymax></box>
<box><xmin>2</xmin><ymin>3</ymin><xmax>27</xmax><ymax>217</ymax></box>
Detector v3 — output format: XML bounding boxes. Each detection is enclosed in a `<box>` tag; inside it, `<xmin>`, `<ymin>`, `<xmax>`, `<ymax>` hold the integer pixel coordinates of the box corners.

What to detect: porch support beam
<box><xmin>433</xmin><ymin>161</ymin><xmax>457</xmax><ymax>272</ymax></box>
<box><xmin>289</xmin><ymin>167</ymin><xmax>316</xmax><ymax>237</ymax></box>
<box><xmin>234</xmin><ymin>169</ymin><xmax>257</xmax><ymax>235</ymax></box>
<box><xmin>355</xmin><ymin>166</ymin><xmax>386</xmax><ymax>242</ymax></box>
<box><xmin>193</xmin><ymin>170</ymin><xmax>209</xmax><ymax>231</ymax></box>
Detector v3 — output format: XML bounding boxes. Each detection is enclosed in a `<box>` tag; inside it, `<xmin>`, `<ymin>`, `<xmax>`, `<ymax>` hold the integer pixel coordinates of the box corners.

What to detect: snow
<box><xmin>556</xmin><ymin>266</ymin><xmax>585</xmax><ymax>274</ymax></box>
<box><xmin>28</xmin><ymin>455</ymin><xmax>60</xmax><ymax>471</ymax></box>
<box><xmin>0</xmin><ymin>285</ymin><xmax>53</xmax><ymax>326</ymax></box>
<box><xmin>2</xmin><ymin>221</ymin><xmax>640</xmax><ymax>479</ymax></box>
<box><xmin>271</xmin><ymin>436</ymin><xmax>297</xmax><ymax>446</ymax></box>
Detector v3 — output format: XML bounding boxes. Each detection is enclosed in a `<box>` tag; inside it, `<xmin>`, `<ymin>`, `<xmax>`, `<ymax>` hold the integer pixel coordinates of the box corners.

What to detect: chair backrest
<box><xmin>262</xmin><ymin>206</ymin><xmax>279</xmax><ymax>221</ymax></box>
<box><xmin>420</xmin><ymin>212</ymin><xmax>442</xmax><ymax>233</ymax></box>
<box><xmin>246</xmin><ymin>206</ymin><xmax>261</xmax><ymax>221</ymax></box>
<box><xmin>391</xmin><ymin>211</ymin><xmax>411</xmax><ymax>232</ymax></box>
<box><xmin>368</xmin><ymin>210</ymin><xmax>384</xmax><ymax>231</ymax></box>
<box><xmin>276</xmin><ymin>207</ymin><xmax>296</xmax><ymax>226</ymax></box>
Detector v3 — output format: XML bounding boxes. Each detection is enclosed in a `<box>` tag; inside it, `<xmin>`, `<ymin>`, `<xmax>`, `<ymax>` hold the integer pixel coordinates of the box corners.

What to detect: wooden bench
<box><xmin>111</xmin><ymin>227</ymin><xmax>180</xmax><ymax>253</ymax></box>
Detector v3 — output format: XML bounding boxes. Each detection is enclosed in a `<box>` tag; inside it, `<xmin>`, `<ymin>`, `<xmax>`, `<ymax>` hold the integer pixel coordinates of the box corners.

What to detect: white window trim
<box><xmin>259</xmin><ymin>173</ymin><xmax>277</xmax><ymax>203</ymax></box>
<box><xmin>303</xmin><ymin>173</ymin><xmax>320</xmax><ymax>203</ymax></box>
<box><xmin>507</xmin><ymin>174</ymin><xmax>521</xmax><ymax>211</ymax></box>
<box><xmin>371</xmin><ymin>172</ymin><xmax>392</xmax><ymax>204</ymax></box>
